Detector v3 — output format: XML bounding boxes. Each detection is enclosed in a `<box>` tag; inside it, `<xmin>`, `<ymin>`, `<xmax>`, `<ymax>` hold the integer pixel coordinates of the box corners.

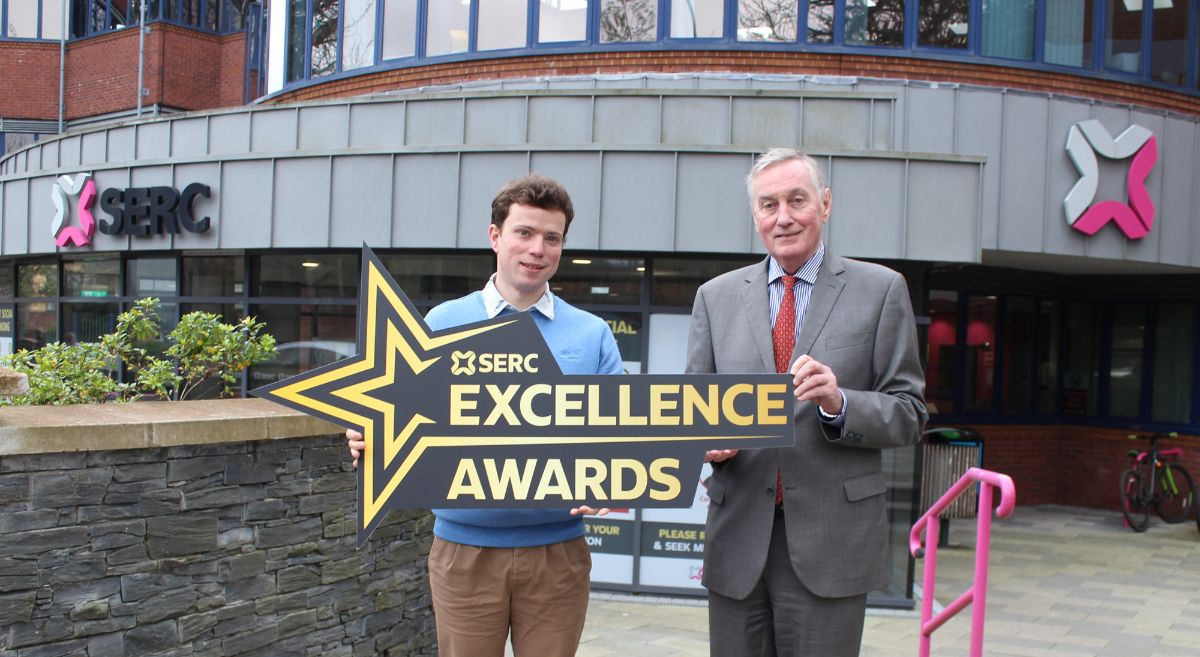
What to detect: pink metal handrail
<box><xmin>909</xmin><ymin>467</ymin><xmax>1017</xmax><ymax>657</ymax></box>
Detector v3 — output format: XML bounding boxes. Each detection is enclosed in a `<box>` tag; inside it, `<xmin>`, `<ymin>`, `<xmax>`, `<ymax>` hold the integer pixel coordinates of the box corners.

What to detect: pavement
<box><xmin>573</xmin><ymin>505</ymin><xmax>1200</xmax><ymax>657</ymax></box>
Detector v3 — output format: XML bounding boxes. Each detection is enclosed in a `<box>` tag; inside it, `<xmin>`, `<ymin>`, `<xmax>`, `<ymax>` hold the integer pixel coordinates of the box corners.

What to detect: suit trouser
<box><xmin>708</xmin><ymin>508</ymin><xmax>868</xmax><ymax>657</ymax></box>
<box><xmin>428</xmin><ymin>536</ymin><xmax>591</xmax><ymax>657</ymax></box>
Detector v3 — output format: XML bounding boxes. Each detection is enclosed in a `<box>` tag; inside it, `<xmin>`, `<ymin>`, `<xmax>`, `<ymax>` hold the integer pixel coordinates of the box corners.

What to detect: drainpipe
<box><xmin>58</xmin><ymin>0</ymin><xmax>66</xmax><ymax>133</ymax></box>
<box><xmin>137</xmin><ymin>0</ymin><xmax>147</xmax><ymax>117</ymax></box>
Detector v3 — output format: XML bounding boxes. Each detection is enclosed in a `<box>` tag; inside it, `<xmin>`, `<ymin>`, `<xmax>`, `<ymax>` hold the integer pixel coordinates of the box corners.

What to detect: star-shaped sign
<box><xmin>253</xmin><ymin>247</ymin><xmax>795</xmax><ymax>545</ymax></box>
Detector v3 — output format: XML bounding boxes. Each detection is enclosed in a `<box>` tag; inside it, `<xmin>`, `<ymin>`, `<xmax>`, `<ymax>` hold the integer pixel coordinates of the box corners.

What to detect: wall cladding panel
<box><xmin>26</xmin><ymin>177</ymin><xmax>58</xmax><ymax>255</ymax></box>
<box><xmin>955</xmin><ymin>90</ymin><xmax>1003</xmax><ymax>251</ymax></box>
<box><xmin>219</xmin><ymin>161</ymin><xmax>273</xmax><ymax>248</ymax></box>
<box><xmin>465</xmin><ymin>98</ymin><xmax>527</xmax><ymax>145</ymax></box>
<box><xmin>599</xmin><ymin>153</ymin><xmax>674</xmax><ymax>251</ymax></box>
<box><xmin>802</xmin><ymin>99</ymin><xmax>871</xmax><ymax>150</ymax></box>
<box><xmin>1157</xmin><ymin>118</ymin><xmax>1195</xmax><ymax>268</ymax></box>
<box><xmin>87</xmin><ymin>168</ymin><xmax>132</xmax><ymax>252</ymax></box>
<box><xmin>1084</xmin><ymin>105</ymin><xmax>1136</xmax><ymax>261</ymax></box>
<box><xmin>906</xmin><ymin>87</ymin><xmax>956</xmax><ymax>153</ymax></box>
<box><xmin>108</xmin><ymin>126</ymin><xmax>137</xmax><ymax>164</ymax></box>
<box><xmin>393</xmin><ymin>154</ymin><xmax>460</xmax><ymax>248</ymax></box>
<box><xmin>251</xmin><ymin>109</ymin><xmax>299</xmax><ymax>154</ymax></box>
<box><xmin>1123</xmin><ymin>110</ymin><xmax>1165</xmax><ymax>264</ymax></box>
<box><xmin>298</xmin><ymin>105</ymin><xmax>350</xmax><ymax>151</ymax></box>
<box><xmin>273</xmin><ymin>158</ymin><xmax>332</xmax><ymax>248</ymax></box>
<box><xmin>1042</xmin><ymin>99</ymin><xmax>1091</xmax><ymax>258</ymax></box>
<box><xmin>171</xmin><ymin>118</ymin><xmax>209</xmax><ymax>159</ymax></box>
<box><xmin>997</xmin><ymin>94</ymin><xmax>1050</xmax><ymax>253</ymax></box>
<box><xmin>827</xmin><ymin>158</ymin><xmax>905</xmax><ymax>259</ymax></box>
<box><xmin>731</xmin><ymin>98</ymin><xmax>801</xmax><ymax>148</ymax></box>
<box><xmin>209</xmin><ymin>112</ymin><xmax>252</xmax><ymax>155</ymax></box>
<box><xmin>173</xmin><ymin>162</ymin><xmax>222</xmax><ymax>251</ymax></box>
<box><xmin>80</xmin><ymin>131</ymin><xmax>106</xmax><ymax>166</ymax></box>
<box><xmin>907</xmin><ymin>162</ymin><xmax>979</xmax><ymax>262</ymax></box>
<box><xmin>2</xmin><ymin>181</ymin><xmax>26</xmax><ymax>256</ymax></box>
<box><xmin>662</xmin><ymin>97</ymin><xmax>729</xmax><ymax>145</ymax></box>
<box><xmin>593</xmin><ymin>97</ymin><xmax>659</xmax><ymax>144</ymax></box>
<box><xmin>674</xmin><ymin>153</ymin><xmax>752</xmax><ymax>253</ymax></box>
<box><xmin>349</xmin><ymin>102</ymin><xmax>406</xmax><ymax>149</ymax></box>
<box><xmin>527</xmin><ymin>97</ymin><xmax>592</xmax><ymax>144</ymax></box>
<box><xmin>135</xmin><ymin>122</ymin><xmax>171</xmax><ymax>161</ymax></box>
<box><xmin>330</xmin><ymin>156</ymin><xmax>392</xmax><ymax>248</ymax></box>
<box><xmin>405</xmin><ymin>99</ymin><xmax>465</xmax><ymax>146</ymax></box>
<box><xmin>129</xmin><ymin>166</ymin><xmax>177</xmax><ymax>252</ymax></box>
<box><xmin>59</xmin><ymin>136</ymin><xmax>81</xmax><ymax>168</ymax></box>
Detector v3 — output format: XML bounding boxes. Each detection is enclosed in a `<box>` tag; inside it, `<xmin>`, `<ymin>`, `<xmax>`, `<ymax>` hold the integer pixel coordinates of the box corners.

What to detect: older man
<box><xmin>687</xmin><ymin>148</ymin><xmax>927</xmax><ymax>657</ymax></box>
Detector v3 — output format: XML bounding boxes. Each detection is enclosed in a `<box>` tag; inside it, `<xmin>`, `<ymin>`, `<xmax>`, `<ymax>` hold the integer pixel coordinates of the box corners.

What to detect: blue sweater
<box><xmin>426</xmin><ymin>291</ymin><xmax>624</xmax><ymax>547</ymax></box>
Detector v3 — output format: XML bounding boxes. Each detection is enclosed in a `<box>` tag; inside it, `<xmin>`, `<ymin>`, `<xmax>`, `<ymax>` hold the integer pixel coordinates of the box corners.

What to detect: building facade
<box><xmin>3</xmin><ymin>0</ymin><xmax>1200</xmax><ymax>603</ymax></box>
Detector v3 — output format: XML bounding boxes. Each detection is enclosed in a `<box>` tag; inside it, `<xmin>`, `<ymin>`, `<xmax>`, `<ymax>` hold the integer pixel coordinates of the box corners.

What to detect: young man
<box><xmin>348</xmin><ymin>174</ymin><xmax>622</xmax><ymax>657</ymax></box>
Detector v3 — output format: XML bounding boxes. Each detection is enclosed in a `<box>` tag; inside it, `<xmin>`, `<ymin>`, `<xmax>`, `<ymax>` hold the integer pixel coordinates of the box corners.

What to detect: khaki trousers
<box><xmin>429</xmin><ymin>536</ymin><xmax>591</xmax><ymax>657</ymax></box>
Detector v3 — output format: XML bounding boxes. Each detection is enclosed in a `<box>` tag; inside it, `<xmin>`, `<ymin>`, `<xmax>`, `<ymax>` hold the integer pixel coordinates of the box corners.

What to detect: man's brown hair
<box><xmin>491</xmin><ymin>174</ymin><xmax>575</xmax><ymax>237</ymax></box>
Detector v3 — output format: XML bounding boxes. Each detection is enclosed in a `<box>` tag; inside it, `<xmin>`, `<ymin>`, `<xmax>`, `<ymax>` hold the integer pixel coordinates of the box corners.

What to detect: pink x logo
<box><xmin>1064</xmin><ymin>120</ymin><xmax>1158</xmax><ymax>240</ymax></box>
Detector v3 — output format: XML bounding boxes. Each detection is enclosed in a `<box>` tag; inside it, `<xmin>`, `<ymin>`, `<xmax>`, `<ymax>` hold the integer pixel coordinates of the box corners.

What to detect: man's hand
<box><xmin>346</xmin><ymin>429</ymin><xmax>365</xmax><ymax>469</ymax></box>
<box><xmin>570</xmin><ymin>506</ymin><xmax>610</xmax><ymax>516</ymax></box>
<box><xmin>705</xmin><ymin>449</ymin><xmax>739</xmax><ymax>463</ymax></box>
<box><xmin>791</xmin><ymin>354</ymin><xmax>843</xmax><ymax>416</ymax></box>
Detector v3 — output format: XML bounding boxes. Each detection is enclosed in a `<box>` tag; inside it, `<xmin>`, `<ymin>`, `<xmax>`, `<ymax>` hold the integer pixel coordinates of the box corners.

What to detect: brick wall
<box><xmin>0</xmin><ymin>436</ymin><xmax>436</xmax><ymax>657</ymax></box>
<box><xmin>945</xmin><ymin>424</ymin><xmax>1200</xmax><ymax>511</ymax></box>
<box><xmin>1</xmin><ymin>26</ymin><xmax>248</xmax><ymax>123</ymax></box>
<box><xmin>0</xmin><ymin>42</ymin><xmax>60</xmax><ymax>120</ymax></box>
<box><xmin>271</xmin><ymin>50</ymin><xmax>1200</xmax><ymax>116</ymax></box>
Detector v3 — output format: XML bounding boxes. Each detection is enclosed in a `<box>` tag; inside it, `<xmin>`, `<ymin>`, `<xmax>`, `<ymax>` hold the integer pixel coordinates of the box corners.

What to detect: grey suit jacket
<box><xmin>686</xmin><ymin>253</ymin><xmax>927</xmax><ymax>600</ymax></box>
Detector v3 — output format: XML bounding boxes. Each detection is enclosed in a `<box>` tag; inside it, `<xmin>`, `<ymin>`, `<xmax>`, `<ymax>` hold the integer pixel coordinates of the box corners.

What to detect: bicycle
<box><xmin>1119</xmin><ymin>431</ymin><xmax>1196</xmax><ymax>532</ymax></box>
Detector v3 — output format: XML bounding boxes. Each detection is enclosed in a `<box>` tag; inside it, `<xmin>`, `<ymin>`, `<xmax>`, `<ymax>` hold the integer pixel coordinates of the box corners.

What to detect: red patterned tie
<box><xmin>772</xmin><ymin>275</ymin><xmax>797</xmax><ymax>506</ymax></box>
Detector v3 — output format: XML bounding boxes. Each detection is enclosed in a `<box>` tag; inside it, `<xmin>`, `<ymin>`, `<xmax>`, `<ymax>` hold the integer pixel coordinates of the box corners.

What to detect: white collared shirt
<box><xmin>481</xmin><ymin>274</ymin><xmax>556</xmax><ymax>320</ymax></box>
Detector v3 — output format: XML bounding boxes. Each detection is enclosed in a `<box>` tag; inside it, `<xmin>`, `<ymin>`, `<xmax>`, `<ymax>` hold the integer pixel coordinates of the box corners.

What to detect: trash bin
<box><xmin>919</xmin><ymin>428</ymin><xmax>984</xmax><ymax>519</ymax></box>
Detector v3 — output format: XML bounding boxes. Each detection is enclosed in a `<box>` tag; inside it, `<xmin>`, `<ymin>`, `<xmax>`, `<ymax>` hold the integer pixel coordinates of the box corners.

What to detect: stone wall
<box><xmin>0</xmin><ymin>400</ymin><xmax>436</xmax><ymax>657</ymax></box>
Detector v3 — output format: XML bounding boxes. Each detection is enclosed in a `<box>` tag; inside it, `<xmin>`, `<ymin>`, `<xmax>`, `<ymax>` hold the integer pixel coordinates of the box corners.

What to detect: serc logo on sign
<box><xmin>51</xmin><ymin>175</ymin><xmax>212</xmax><ymax>248</ymax></box>
<box><xmin>51</xmin><ymin>174</ymin><xmax>97</xmax><ymax>248</ymax></box>
<box><xmin>1064</xmin><ymin>120</ymin><xmax>1158</xmax><ymax>240</ymax></box>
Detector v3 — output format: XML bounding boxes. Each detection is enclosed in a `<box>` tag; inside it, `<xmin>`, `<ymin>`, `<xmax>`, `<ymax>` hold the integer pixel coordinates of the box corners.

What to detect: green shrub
<box><xmin>1</xmin><ymin>298</ymin><xmax>276</xmax><ymax>405</ymax></box>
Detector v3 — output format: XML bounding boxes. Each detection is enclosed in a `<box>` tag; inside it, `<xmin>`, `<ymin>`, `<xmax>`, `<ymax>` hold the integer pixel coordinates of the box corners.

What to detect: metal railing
<box><xmin>909</xmin><ymin>467</ymin><xmax>1017</xmax><ymax>657</ymax></box>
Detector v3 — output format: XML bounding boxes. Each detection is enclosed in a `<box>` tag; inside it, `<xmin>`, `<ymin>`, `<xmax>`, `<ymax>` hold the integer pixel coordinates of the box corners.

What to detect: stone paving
<box><xmin>572</xmin><ymin>505</ymin><xmax>1200</xmax><ymax>657</ymax></box>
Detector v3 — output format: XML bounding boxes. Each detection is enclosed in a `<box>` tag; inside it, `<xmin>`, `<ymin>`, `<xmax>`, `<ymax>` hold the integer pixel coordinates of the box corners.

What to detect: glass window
<box><xmin>182</xmin><ymin>302</ymin><xmax>241</xmax><ymax>326</ymax></box>
<box><xmin>287</xmin><ymin>0</ymin><xmax>308</xmax><ymax>81</ymax></box>
<box><xmin>182</xmin><ymin>256</ymin><xmax>244</xmax><ymax>297</ymax></box>
<box><xmin>7</xmin><ymin>0</ymin><xmax>40</xmax><ymax>37</ymax></box>
<box><xmin>600</xmin><ymin>0</ymin><xmax>658</xmax><ymax>42</ymax></box>
<box><xmin>964</xmin><ymin>295</ymin><xmax>996</xmax><ymax>412</ymax></box>
<box><xmin>1003</xmin><ymin>296</ymin><xmax>1035</xmax><ymax>415</ymax></box>
<box><xmin>593</xmin><ymin>311</ymin><xmax>642</xmax><ymax>373</ymax></box>
<box><xmin>43</xmin><ymin>0</ymin><xmax>67</xmax><ymax>39</ymax></box>
<box><xmin>737</xmin><ymin>0</ymin><xmax>797</xmax><ymax>41</ymax></box>
<box><xmin>62</xmin><ymin>302</ymin><xmax>119</xmax><ymax>344</ymax></box>
<box><xmin>128</xmin><ymin>258</ymin><xmax>179</xmax><ymax>297</ymax></box>
<box><xmin>250</xmin><ymin>304</ymin><xmax>357</xmax><ymax>386</ymax></box>
<box><xmin>63</xmin><ymin>257</ymin><xmax>120</xmax><ymax>298</ymax></box>
<box><xmin>1044</xmin><ymin>0</ymin><xmax>1094</xmax><ymax>68</ymax></box>
<box><xmin>845</xmin><ymin>0</ymin><xmax>904</xmax><ymax>46</ymax></box>
<box><xmin>478</xmin><ymin>0</ymin><xmax>527</xmax><ymax>50</ymax></box>
<box><xmin>982</xmin><ymin>0</ymin><xmax>1035</xmax><ymax>60</ymax></box>
<box><xmin>1150</xmin><ymin>0</ymin><xmax>1188</xmax><ymax>85</ymax></box>
<box><xmin>342</xmin><ymin>0</ymin><xmax>378</xmax><ymax>69</ymax></box>
<box><xmin>383</xmin><ymin>0</ymin><xmax>418</xmax><ymax>58</ymax></box>
<box><xmin>671</xmin><ymin>0</ymin><xmax>723</xmax><ymax>38</ymax></box>
<box><xmin>0</xmin><ymin>264</ymin><xmax>14</xmax><ymax>298</ymax></box>
<box><xmin>18</xmin><ymin>263</ymin><xmax>58</xmax><ymax>297</ymax></box>
<box><xmin>1152</xmin><ymin>302</ymin><xmax>1195</xmax><ymax>423</ymax></box>
<box><xmin>426</xmin><ymin>0</ymin><xmax>470</xmax><ymax>55</ymax></box>
<box><xmin>311</xmin><ymin>0</ymin><xmax>339</xmax><ymax>77</ymax></box>
<box><xmin>926</xmin><ymin>290</ymin><xmax>958</xmax><ymax>415</ymax></box>
<box><xmin>1063</xmin><ymin>301</ymin><xmax>1099</xmax><ymax>417</ymax></box>
<box><xmin>1108</xmin><ymin>302</ymin><xmax>1145</xmax><ymax>417</ymax></box>
<box><xmin>1035</xmin><ymin>300</ymin><xmax>1059</xmax><ymax>414</ymax></box>
<box><xmin>255</xmin><ymin>254</ymin><xmax>358</xmax><ymax>298</ymax></box>
<box><xmin>380</xmin><ymin>253</ymin><xmax>494</xmax><ymax>303</ymax></box>
<box><xmin>17</xmin><ymin>302</ymin><xmax>57</xmax><ymax>350</ymax></box>
<box><xmin>919</xmin><ymin>0</ymin><xmax>968</xmax><ymax>48</ymax></box>
<box><xmin>1105</xmin><ymin>0</ymin><xmax>1142</xmax><ymax>73</ymax></box>
<box><xmin>551</xmin><ymin>257</ymin><xmax>643</xmax><ymax>306</ymax></box>
<box><xmin>539</xmin><ymin>0</ymin><xmax>587</xmax><ymax>42</ymax></box>
<box><xmin>650</xmin><ymin>256</ymin><xmax>759</xmax><ymax>307</ymax></box>
<box><xmin>807</xmin><ymin>0</ymin><xmax>834</xmax><ymax>42</ymax></box>
<box><xmin>206</xmin><ymin>0</ymin><xmax>221</xmax><ymax>31</ymax></box>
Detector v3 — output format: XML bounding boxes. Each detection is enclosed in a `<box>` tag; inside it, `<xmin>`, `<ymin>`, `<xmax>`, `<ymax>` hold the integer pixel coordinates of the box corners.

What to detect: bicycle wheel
<box><xmin>1120</xmin><ymin>468</ymin><xmax>1151</xmax><ymax>532</ymax></box>
<box><xmin>1155</xmin><ymin>464</ymin><xmax>1196</xmax><ymax>524</ymax></box>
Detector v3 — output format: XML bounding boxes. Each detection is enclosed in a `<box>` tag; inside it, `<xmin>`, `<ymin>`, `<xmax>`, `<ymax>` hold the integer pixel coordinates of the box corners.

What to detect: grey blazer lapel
<box><xmin>794</xmin><ymin>253</ymin><xmax>846</xmax><ymax>360</ymax></box>
<box><xmin>740</xmin><ymin>258</ymin><xmax>776</xmax><ymax>372</ymax></box>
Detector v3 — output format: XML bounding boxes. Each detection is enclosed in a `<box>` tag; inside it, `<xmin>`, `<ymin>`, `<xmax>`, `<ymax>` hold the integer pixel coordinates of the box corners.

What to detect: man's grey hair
<box><xmin>745</xmin><ymin>148</ymin><xmax>829</xmax><ymax>204</ymax></box>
